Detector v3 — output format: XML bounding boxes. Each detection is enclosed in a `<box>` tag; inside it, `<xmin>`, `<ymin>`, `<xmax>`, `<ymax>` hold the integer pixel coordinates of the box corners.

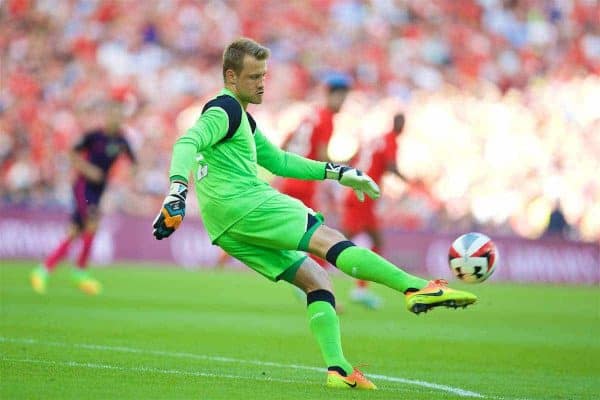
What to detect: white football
<box><xmin>448</xmin><ymin>232</ymin><xmax>498</xmax><ymax>283</ymax></box>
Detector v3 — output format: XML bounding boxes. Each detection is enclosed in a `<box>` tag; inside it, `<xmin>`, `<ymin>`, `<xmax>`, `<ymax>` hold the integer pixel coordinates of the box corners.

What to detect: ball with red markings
<box><xmin>448</xmin><ymin>232</ymin><xmax>498</xmax><ymax>283</ymax></box>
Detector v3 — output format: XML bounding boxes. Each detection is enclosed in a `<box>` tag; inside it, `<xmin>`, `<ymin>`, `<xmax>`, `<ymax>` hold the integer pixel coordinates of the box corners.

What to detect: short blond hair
<box><xmin>222</xmin><ymin>38</ymin><xmax>270</xmax><ymax>81</ymax></box>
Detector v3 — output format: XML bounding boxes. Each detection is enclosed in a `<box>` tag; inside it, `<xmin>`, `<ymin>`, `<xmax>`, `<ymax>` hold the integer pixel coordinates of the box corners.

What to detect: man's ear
<box><xmin>225</xmin><ymin>69</ymin><xmax>237</xmax><ymax>85</ymax></box>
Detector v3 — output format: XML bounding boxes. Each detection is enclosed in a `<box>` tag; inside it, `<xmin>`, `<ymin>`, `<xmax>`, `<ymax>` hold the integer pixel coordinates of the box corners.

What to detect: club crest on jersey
<box><xmin>197</xmin><ymin>164</ymin><xmax>208</xmax><ymax>180</ymax></box>
<box><xmin>194</xmin><ymin>154</ymin><xmax>208</xmax><ymax>180</ymax></box>
<box><xmin>106</xmin><ymin>142</ymin><xmax>121</xmax><ymax>157</ymax></box>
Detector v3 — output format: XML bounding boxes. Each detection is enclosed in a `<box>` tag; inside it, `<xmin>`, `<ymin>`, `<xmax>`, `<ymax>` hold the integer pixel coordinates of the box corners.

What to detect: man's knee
<box><xmin>84</xmin><ymin>221</ymin><xmax>99</xmax><ymax>233</ymax></box>
<box><xmin>307</xmin><ymin>225</ymin><xmax>349</xmax><ymax>259</ymax></box>
<box><xmin>84</xmin><ymin>214</ymin><xmax>100</xmax><ymax>232</ymax></box>
<box><xmin>293</xmin><ymin>257</ymin><xmax>333</xmax><ymax>293</ymax></box>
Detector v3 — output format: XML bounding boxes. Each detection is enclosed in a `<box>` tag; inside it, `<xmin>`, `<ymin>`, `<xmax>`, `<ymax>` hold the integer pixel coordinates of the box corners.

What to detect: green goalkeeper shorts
<box><xmin>215</xmin><ymin>193</ymin><xmax>324</xmax><ymax>282</ymax></box>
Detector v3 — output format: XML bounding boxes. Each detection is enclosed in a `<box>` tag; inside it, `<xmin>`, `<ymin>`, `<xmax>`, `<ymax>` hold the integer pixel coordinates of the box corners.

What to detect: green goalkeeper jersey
<box><xmin>169</xmin><ymin>88</ymin><xmax>327</xmax><ymax>241</ymax></box>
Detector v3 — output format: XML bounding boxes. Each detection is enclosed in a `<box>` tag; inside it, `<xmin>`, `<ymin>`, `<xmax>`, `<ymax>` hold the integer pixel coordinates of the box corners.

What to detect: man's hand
<box><xmin>325</xmin><ymin>163</ymin><xmax>380</xmax><ymax>202</ymax></box>
<box><xmin>83</xmin><ymin>165</ymin><xmax>104</xmax><ymax>183</ymax></box>
<box><xmin>152</xmin><ymin>181</ymin><xmax>188</xmax><ymax>240</ymax></box>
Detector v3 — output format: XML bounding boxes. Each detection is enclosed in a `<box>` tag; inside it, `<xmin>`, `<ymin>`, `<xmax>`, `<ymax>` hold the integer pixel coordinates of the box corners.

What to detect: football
<box><xmin>448</xmin><ymin>232</ymin><xmax>498</xmax><ymax>283</ymax></box>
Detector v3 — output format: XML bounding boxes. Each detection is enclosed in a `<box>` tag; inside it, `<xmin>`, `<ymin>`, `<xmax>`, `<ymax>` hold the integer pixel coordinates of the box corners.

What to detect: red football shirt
<box><xmin>344</xmin><ymin>131</ymin><xmax>398</xmax><ymax>206</ymax></box>
<box><xmin>355</xmin><ymin>131</ymin><xmax>397</xmax><ymax>185</ymax></box>
<box><xmin>281</xmin><ymin>107</ymin><xmax>336</xmax><ymax>208</ymax></box>
<box><xmin>284</xmin><ymin>106</ymin><xmax>335</xmax><ymax>159</ymax></box>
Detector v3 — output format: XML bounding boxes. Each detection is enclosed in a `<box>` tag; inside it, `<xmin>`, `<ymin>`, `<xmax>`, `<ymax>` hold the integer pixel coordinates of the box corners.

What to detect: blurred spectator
<box><xmin>544</xmin><ymin>200</ymin><xmax>572</xmax><ymax>239</ymax></box>
<box><xmin>1</xmin><ymin>0</ymin><xmax>599</xmax><ymax>243</ymax></box>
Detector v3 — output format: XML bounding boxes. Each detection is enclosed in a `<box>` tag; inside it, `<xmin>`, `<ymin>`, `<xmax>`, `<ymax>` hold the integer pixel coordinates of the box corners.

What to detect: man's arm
<box><xmin>387</xmin><ymin>162</ymin><xmax>410</xmax><ymax>182</ymax></box>
<box><xmin>255</xmin><ymin>128</ymin><xmax>326</xmax><ymax>180</ymax></box>
<box><xmin>168</xmin><ymin>107</ymin><xmax>229</xmax><ymax>183</ymax></box>
<box><xmin>70</xmin><ymin>150</ymin><xmax>104</xmax><ymax>183</ymax></box>
<box><xmin>122</xmin><ymin>137</ymin><xmax>137</xmax><ymax>164</ymax></box>
<box><xmin>153</xmin><ymin>106</ymin><xmax>229</xmax><ymax>240</ymax></box>
<box><xmin>120</xmin><ymin>137</ymin><xmax>138</xmax><ymax>180</ymax></box>
<box><xmin>255</xmin><ymin>128</ymin><xmax>380</xmax><ymax>201</ymax></box>
<box><xmin>70</xmin><ymin>133</ymin><xmax>103</xmax><ymax>183</ymax></box>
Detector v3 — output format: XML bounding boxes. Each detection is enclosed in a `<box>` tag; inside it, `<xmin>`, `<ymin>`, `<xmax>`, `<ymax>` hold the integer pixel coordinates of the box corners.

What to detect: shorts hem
<box><xmin>298</xmin><ymin>212</ymin><xmax>324</xmax><ymax>251</ymax></box>
<box><xmin>276</xmin><ymin>255</ymin><xmax>307</xmax><ymax>283</ymax></box>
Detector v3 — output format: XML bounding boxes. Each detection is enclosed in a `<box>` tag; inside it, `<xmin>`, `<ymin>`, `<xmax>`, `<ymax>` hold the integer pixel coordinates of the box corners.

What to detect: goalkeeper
<box><xmin>153</xmin><ymin>38</ymin><xmax>477</xmax><ymax>390</ymax></box>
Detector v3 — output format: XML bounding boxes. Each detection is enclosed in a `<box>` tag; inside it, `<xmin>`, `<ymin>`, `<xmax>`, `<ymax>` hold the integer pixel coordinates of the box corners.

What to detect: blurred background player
<box><xmin>341</xmin><ymin>113</ymin><xmax>410</xmax><ymax>309</ymax></box>
<box><xmin>280</xmin><ymin>73</ymin><xmax>351</xmax><ymax>210</ymax></box>
<box><xmin>30</xmin><ymin>104</ymin><xmax>136</xmax><ymax>295</ymax></box>
<box><xmin>278</xmin><ymin>74</ymin><xmax>351</xmax><ymax>270</ymax></box>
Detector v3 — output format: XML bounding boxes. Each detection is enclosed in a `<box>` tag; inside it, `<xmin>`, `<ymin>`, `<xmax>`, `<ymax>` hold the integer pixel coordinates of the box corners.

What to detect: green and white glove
<box><xmin>325</xmin><ymin>162</ymin><xmax>380</xmax><ymax>202</ymax></box>
<box><xmin>152</xmin><ymin>180</ymin><xmax>188</xmax><ymax>240</ymax></box>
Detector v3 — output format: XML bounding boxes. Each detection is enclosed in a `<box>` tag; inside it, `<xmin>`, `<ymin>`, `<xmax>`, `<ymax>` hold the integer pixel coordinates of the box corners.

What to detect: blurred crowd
<box><xmin>1</xmin><ymin>0</ymin><xmax>599</xmax><ymax>242</ymax></box>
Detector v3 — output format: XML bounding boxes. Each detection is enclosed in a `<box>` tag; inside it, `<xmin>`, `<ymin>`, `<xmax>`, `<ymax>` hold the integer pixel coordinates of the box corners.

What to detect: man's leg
<box><xmin>215</xmin><ymin>195</ymin><xmax>376</xmax><ymax>388</ymax></box>
<box><xmin>349</xmin><ymin>228</ymin><xmax>383</xmax><ymax>310</ymax></box>
<box><xmin>215</xmin><ymin>225</ymin><xmax>374</xmax><ymax>389</ymax></box>
<box><xmin>291</xmin><ymin>257</ymin><xmax>376</xmax><ymax>390</ymax></box>
<box><xmin>43</xmin><ymin>235</ymin><xmax>74</xmax><ymax>271</ymax></box>
<box><xmin>313</xmin><ymin>225</ymin><xmax>427</xmax><ymax>292</ymax></box>
<box><xmin>307</xmin><ymin>225</ymin><xmax>477</xmax><ymax>314</ymax></box>
<box><xmin>342</xmin><ymin>206</ymin><xmax>384</xmax><ymax>309</ymax></box>
<box><xmin>215</xmin><ymin>249</ymin><xmax>232</xmax><ymax>268</ymax></box>
<box><xmin>72</xmin><ymin>214</ymin><xmax>102</xmax><ymax>295</ymax></box>
<box><xmin>31</xmin><ymin>224</ymin><xmax>79</xmax><ymax>294</ymax></box>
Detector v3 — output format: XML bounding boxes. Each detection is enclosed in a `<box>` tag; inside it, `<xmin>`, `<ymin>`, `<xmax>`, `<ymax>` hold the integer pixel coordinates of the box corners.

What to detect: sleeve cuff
<box><xmin>169</xmin><ymin>175</ymin><xmax>188</xmax><ymax>184</ymax></box>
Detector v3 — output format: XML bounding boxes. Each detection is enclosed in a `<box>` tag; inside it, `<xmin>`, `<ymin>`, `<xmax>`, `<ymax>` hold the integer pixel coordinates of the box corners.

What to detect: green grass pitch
<box><xmin>1</xmin><ymin>260</ymin><xmax>598</xmax><ymax>399</ymax></box>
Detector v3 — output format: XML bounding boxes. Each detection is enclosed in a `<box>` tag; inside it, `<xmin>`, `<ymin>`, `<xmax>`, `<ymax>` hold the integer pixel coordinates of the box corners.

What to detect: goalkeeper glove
<box><xmin>325</xmin><ymin>162</ymin><xmax>380</xmax><ymax>202</ymax></box>
<box><xmin>152</xmin><ymin>180</ymin><xmax>188</xmax><ymax>240</ymax></box>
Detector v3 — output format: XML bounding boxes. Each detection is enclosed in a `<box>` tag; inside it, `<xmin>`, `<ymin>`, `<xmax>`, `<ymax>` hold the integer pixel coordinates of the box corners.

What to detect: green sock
<box><xmin>335</xmin><ymin>246</ymin><xmax>428</xmax><ymax>293</ymax></box>
<box><xmin>307</xmin><ymin>301</ymin><xmax>353</xmax><ymax>375</ymax></box>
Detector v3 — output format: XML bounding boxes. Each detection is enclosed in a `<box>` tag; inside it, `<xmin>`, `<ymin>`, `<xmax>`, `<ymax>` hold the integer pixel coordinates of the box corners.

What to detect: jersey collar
<box><xmin>220</xmin><ymin>88</ymin><xmax>244</xmax><ymax>108</ymax></box>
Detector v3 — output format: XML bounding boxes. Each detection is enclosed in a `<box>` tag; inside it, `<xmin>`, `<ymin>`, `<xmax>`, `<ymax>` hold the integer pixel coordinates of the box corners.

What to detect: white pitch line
<box><xmin>1</xmin><ymin>357</ymin><xmax>306</xmax><ymax>385</ymax></box>
<box><xmin>0</xmin><ymin>336</ymin><xmax>484</xmax><ymax>398</ymax></box>
<box><xmin>368</xmin><ymin>373</ymin><xmax>485</xmax><ymax>398</ymax></box>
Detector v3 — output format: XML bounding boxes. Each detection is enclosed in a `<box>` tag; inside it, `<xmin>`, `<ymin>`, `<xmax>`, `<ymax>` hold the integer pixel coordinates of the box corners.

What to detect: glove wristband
<box><xmin>325</xmin><ymin>162</ymin><xmax>348</xmax><ymax>180</ymax></box>
<box><xmin>169</xmin><ymin>180</ymin><xmax>188</xmax><ymax>201</ymax></box>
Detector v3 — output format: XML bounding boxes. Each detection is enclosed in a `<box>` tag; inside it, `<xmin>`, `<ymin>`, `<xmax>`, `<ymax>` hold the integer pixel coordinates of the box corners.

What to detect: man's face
<box><xmin>326</xmin><ymin>89</ymin><xmax>349</xmax><ymax>113</ymax></box>
<box><xmin>231</xmin><ymin>55</ymin><xmax>267</xmax><ymax>105</ymax></box>
<box><xmin>393</xmin><ymin>115</ymin><xmax>405</xmax><ymax>134</ymax></box>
